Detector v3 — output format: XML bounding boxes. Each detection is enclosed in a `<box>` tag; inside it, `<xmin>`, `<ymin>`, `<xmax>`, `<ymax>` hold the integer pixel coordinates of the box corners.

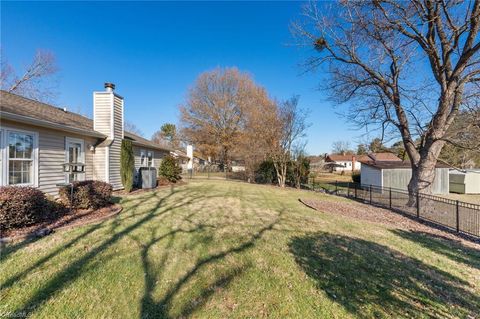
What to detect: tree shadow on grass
<box><xmin>8</xmin><ymin>187</ymin><xmax>221</xmax><ymax>317</ymax></box>
<box><xmin>137</xmin><ymin>207</ymin><xmax>283</xmax><ymax>318</ymax></box>
<box><xmin>289</xmin><ymin>232</ymin><xmax>480</xmax><ymax>319</ymax></box>
<box><xmin>391</xmin><ymin>229</ymin><xmax>480</xmax><ymax>270</ymax></box>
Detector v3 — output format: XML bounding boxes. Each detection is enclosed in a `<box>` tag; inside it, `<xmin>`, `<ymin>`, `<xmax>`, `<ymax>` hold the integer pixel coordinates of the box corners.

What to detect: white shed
<box><xmin>360</xmin><ymin>161</ymin><xmax>450</xmax><ymax>194</ymax></box>
<box><xmin>449</xmin><ymin>170</ymin><xmax>480</xmax><ymax>194</ymax></box>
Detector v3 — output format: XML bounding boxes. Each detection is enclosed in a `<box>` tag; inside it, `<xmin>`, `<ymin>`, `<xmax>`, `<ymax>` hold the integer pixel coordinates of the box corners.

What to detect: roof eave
<box><xmin>130</xmin><ymin>140</ymin><xmax>171</xmax><ymax>152</ymax></box>
<box><xmin>0</xmin><ymin>111</ymin><xmax>106</xmax><ymax>138</ymax></box>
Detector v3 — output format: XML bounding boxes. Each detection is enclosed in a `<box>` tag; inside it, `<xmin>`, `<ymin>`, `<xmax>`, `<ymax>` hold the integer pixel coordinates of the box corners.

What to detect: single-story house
<box><xmin>360</xmin><ymin>160</ymin><xmax>450</xmax><ymax>194</ymax></box>
<box><xmin>0</xmin><ymin>83</ymin><xmax>171</xmax><ymax>196</ymax></box>
<box><xmin>325</xmin><ymin>154</ymin><xmax>361</xmax><ymax>172</ymax></box>
<box><xmin>449</xmin><ymin>169</ymin><xmax>480</xmax><ymax>194</ymax></box>
<box><xmin>325</xmin><ymin>152</ymin><xmax>401</xmax><ymax>172</ymax></box>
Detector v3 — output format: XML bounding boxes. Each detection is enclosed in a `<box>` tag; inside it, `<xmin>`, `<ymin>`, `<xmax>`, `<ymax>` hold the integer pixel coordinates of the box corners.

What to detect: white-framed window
<box><xmin>140</xmin><ymin>150</ymin><xmax>146</xmax><ymax>166</ymax></box>
<box><xmin>65</xmin><ymin>137</ymin><xmax>85</xmax><ymax>182</ymax></box>
<box><xmin>1</xmin><ymin>128</ymin><xmax>38</xmax><ymax>187</ymax></box>
<box><xmin>147</xmin><ymin>151</ymin><xmax>153</xmax><ymax>167</ymax></box>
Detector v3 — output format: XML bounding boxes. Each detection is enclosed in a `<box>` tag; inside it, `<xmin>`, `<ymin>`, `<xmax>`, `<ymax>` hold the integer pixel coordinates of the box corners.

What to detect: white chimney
<box><xmin>93</xmin><ymin>82</ymin><xmax>124</xmax><ymax>189</ymax></box>
<box><xmin>187</xmin><ymin>145</ymin><xmax>193</xmax><ymax>170</ymax></box>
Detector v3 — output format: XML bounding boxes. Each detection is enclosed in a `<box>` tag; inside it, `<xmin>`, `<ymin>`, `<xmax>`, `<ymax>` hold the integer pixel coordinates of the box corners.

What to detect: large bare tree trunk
<box><xmin>407</xmin><ymin>141</ymin><xmax>445</xmax><ymax>205</ymax></box>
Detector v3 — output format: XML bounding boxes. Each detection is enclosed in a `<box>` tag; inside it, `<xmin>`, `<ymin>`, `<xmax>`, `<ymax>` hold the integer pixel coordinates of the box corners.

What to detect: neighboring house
<box><xmin>449</xmin><ymin>169</ymin><xmax>480</xmax><ymax>194</ymax></box>
<box><xmin>0</xmin><ymin>84</ymin><xmax>170</xmax><ymax>196</ymax></box>
<box><xmin>360</xmin><ymin>161</ymin><xmax>450</xmax><ymax>194</ymax></box>
<box><xmin>231</xmin><ymin>159</ymin><xmax>245</xmax><ymax>172</ymax></box>
<box><xmin>325</xmin><ymin>152</ymin><xmax>402</xmax><ymax>172</ymax></box>
<box><xmin>325</xmin><ymin>154</ymin><xmax>361</xmax><ymax>172</ymax></box>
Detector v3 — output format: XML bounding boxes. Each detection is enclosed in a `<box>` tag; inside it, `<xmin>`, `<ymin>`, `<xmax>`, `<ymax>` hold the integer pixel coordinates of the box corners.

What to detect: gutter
<box><xmin>0</xmin><ymin>111</ymin><xmax>107</xmax><ymax>138</ymax></box>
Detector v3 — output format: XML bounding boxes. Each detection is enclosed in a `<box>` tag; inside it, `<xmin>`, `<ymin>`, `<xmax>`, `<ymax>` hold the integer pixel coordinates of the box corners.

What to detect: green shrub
<box><xmin>120</xmin><ymin>139</ymin><xmax>135</xmax><ymax>192</ymax></box>
<box><xmin>59</xmin><ymin>180</ymin><xmax>112</xmax><ymax>209</ymax></box>
<box><xmin>352</xmin><ymin>172</ymin><xmax>361</xmax><ymax>184</ymax></box>
<box><xmin>159</xmin><ymin>155</ymin><xmax>182</xmax><ymax>182</ymax></box>
<box><xmin>255</xmin><ymin>160</ymin><xmax>277</xmax><ymax>184</ymax></box>
<box><xmin>0</xmin><ymin>186</ymin><xmax>63</xmax><ymax>230</ymax></box>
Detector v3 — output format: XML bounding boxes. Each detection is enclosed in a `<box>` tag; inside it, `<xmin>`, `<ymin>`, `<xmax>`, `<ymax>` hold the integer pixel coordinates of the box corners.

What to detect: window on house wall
<box><xmin>140</xmin><ymin>150</ymin><xmax>146</xmax><ymax>166</ymax></box>
<box><xmin>147</xmin><ymin>151</ymin><xmax>153</xmax><ymax>167</ymax></box>
<box><xmin>7</xmin><ymin>130</ymin><xmax>37</xmax><ymax>186</ymax></box>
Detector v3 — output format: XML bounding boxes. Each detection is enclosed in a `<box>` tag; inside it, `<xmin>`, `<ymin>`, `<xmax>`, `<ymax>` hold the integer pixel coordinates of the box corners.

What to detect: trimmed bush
<box><xmin>59</xmin><ymin>180</ymin><xmax>112</xmax><ymax>209</ymax></box>
<box><xmin>159</xmin><ymin>155</ymin><xmax>182</xmax><ymax>182</ymax></box>
<box><xmin>121</xmin><ymin>139</ymin><xmax>135</xmax><ymax>192</ymax></box>
<box><xmin>0</xmin><ymin>186</ymin><xmax>59</xmax><ymax>230</ymax></box>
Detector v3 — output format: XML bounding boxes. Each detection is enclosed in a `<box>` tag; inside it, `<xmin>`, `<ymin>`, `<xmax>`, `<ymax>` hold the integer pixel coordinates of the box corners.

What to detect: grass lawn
<box><xmin>1</xmin><ymin>180</ymin><xmax>479</xmax><ymax>318</ymax></box>
<box><xmin>443</xmin><ymin>193</ymin><xmax>480</xmax><ymax>205</ymax></box>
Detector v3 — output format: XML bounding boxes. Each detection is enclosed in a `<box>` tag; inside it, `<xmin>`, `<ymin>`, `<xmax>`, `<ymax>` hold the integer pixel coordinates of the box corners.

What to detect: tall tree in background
<box><xmin>331</xmin><ymin>141</ymin><xmax>353</xmax><ymax>155</ymax></box>
<box><xmin>440</xmin><ymin>108</ymin><xmax>480</xmax><ymax>168</ymax></box>
<box><xmin>293</xmin><ymin>0</ymin><xmax>480</xmax><ymax>196</ymax></box>
<box><xmin>269</xmin><ymin>96</ymin><xmax>309</xmax><ymax>188</ymax></box>
<box><xmin>356</xmin><ymin>143</ymin><xmax>368</xmax><ymax>155</ymax></box>
<box><xmin>180</xmin><ymin>67</ymin><xmax>272</xmax><ymax>170</ymax></box>
<box><xmin>236</xmin><ymin>90</ymin><xmax>278</xmax><ymax>181</ymax></box>
<box><xmin>1</xmin><ymin>49</ymin><xmax>58</xmax><ymax>103</ymax></box>
<box><xmin>152</xmin><ymin>123</ymin><xmax>179</xmax><ymax>149</ymax></box>
<box><xmin>369</xmin><ymin>138</ymin><xmax>387</xmax><ymax>153</ymax></box>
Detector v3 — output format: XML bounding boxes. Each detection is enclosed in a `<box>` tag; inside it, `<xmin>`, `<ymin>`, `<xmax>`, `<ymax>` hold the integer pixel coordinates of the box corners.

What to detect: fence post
<box><xmin>456</xmin><ymin>200</ymin><xmax>460</xmax><ymax>232</ymax></box>
<box><xmin>389</xmin><ymin>187</ymin><xmax>392</xmax><ymax>209</ymax></box>
<box><xmin>335</xmin><ymin>180</ymin><xmax>338</xmax><ymax>194</ymax></box>
<box><xmin>369</xmin><ymin>185</ymin><xmax>372</xmax><ymax>204</ymax></box>
<box><xmin>416</xmin><ymin>192</ymin><xmax>420</xmax><ymax>218</ymax></box>
<box><xmin>354</xmin><ymin>183</ymin><xmax>357</xmax><ymax>199</ymax></box>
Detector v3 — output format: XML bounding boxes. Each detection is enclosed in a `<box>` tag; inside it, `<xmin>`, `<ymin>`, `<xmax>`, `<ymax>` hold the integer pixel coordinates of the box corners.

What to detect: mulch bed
<box><xmin>0</xmin><ymin>204</ymin><xmax>122</xmax><ymax>243</ymax></box>
<box><xmin>114</xmin><ymin>180</ymin><xmax>187</xmax><ymax>196</ymax></box>
<box><xmin>300</xmin><ymin>197</ymin><xmax>480</xmax><ymax>248</ymax></box>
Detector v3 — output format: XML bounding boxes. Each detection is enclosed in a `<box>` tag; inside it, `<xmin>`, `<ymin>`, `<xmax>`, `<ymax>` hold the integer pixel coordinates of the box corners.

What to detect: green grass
<box><xmin>1</xmin><ymin>180</ymin><xmax>479</xmax><ymax>318</ymax></box>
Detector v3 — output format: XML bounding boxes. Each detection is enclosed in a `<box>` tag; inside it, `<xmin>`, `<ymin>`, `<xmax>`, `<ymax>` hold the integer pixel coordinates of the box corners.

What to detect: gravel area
<box><xmin>300</xmin><ymin>197</ymin><xmax>480</xmax><ymax>248</ymax></box>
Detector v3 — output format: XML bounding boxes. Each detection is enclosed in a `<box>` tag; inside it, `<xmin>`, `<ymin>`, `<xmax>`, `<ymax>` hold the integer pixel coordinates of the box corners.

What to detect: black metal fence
<box><xmin>321</xmin><ymin>181</ymin><xmax>480</xmax><ymax>238</ymax></box>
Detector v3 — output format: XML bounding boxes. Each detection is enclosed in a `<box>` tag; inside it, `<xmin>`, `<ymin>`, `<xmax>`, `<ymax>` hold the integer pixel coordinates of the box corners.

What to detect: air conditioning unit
<box><xmin>139</xmin><ymin>167</ymin><xmax>157</xmax><ymax>189</ymax></box>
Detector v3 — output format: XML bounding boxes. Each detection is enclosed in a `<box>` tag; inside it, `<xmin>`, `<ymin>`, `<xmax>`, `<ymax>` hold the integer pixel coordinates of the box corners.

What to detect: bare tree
<box><xmin>293</xmin><ymin>0</ymin><xmax>480</xmax><ymax>197</ymax></box>
<box><xmin>331</xmin><ymin>140</ymin><xmax>353</xmax><ymax>154</ymax></box>
<box><xmin>180</xmin><ymin>67</ymin><xmax>272</xmax><ymax>171</ymax></box>
<box><xmin>124</xmin><ymin>121</ymin><xmax>144</xmax><ymax>137</ymax></box>
<box><xmin>1</xmin><ymin>49</ymin><xmax>58</xmax><ymax>102</ymax></box>
<box><xmin>236</xmin><ymin>90</ymin><xmax>278</xmax><ymax>181</ymax></box>
<box><xmin>269</xmin><ymin>96</ymin><xmax>309</xmax><ymax>188</ymax></box>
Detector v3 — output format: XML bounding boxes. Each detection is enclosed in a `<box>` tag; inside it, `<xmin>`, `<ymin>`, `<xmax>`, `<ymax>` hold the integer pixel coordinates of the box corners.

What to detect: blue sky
<box><xmin>1</xmin><ymin>1</ymin><xmax>366</xmax><ymax>155</ymax></box>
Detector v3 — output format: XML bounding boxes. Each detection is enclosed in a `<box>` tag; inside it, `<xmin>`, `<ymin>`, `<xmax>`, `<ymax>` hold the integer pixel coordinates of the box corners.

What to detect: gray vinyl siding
<box><xmin>108</xmin><ymin>95</ymin><xmax>124</xmax><ymax>190</ymax></box>
<box><xmin>383</xmin><ymin>168</ymin><xmax>449</xmax><ymax>194</ymax></box>
<box><xmin>93</xmin><ymin>145</ymin><xmax>107</xmax><ymax>182</ymax></box>
<box><xmin>1</xmin><ymin>120</ymin><xmax>97</xmax><ymax>196</ymax></box>
<box><xmin>93</xmin><ymin>92</ymin><xmax>112</xmax><ymax>136</ymax></box>
<box><xmin>361</xmin><ymin>164</ymin><xmax>382</xmax><ymax>187</ymax></box>
<box><xmin>133</xmin><ymin>145</ymin><xmax>168</xmax><ymax>180</ymax></box>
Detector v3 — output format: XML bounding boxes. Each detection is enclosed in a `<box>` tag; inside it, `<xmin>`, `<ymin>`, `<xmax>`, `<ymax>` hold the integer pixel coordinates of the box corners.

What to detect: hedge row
<box><xmin>59</xmin><ymin>180</ymin><xmax>112</xmax><ymax>209</ymax></box>
<box><xmin>0</xmin><ymin>180</ymin><xmax>113</xmax><ymax>231</ymax></box>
